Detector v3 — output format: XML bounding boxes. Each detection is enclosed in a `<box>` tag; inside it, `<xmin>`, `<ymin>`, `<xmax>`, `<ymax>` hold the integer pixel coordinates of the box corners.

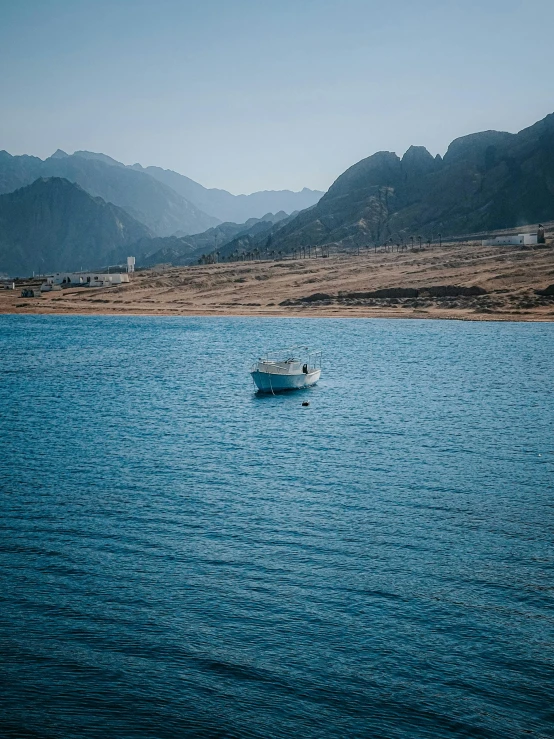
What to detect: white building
<box><xmin>482</xmin><ymin>233</ymin><xmax>538</xmax><ymax>246</ymax></box>
<box><xmin>127</xmin><ymin>256</ymin><xmax>136</xmax><ymax>273</ymax></box>
<box><xmin>41</xmin><ymin>272</ymin><xmax>130</xmax><ymax>290</ymax></box>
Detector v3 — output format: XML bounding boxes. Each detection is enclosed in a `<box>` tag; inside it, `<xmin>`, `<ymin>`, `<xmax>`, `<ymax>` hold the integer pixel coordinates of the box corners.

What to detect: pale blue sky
<box><xmin>1</xmin><ymin>0</ymin><xmax>553</xmax><ymax>193</ymax></box>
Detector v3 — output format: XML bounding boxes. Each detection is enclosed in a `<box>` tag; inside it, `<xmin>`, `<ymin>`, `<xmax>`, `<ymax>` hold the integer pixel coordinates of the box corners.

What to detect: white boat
<box><xmin>251</xmin><ymin>346</ymin><xmax>322</xmax><ymax>393</ymax></box>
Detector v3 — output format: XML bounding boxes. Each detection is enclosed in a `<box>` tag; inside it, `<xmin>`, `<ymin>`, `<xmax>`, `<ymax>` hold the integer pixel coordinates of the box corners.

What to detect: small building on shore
<box><xmin>482</xmin><ymin>233</ymin><xmax>538</xmax><ymax>246</ymax></box>
<box><xmin>41</xmin><ymin>272</ymin><xmax>130</xmax><ymax>290</ymax></box>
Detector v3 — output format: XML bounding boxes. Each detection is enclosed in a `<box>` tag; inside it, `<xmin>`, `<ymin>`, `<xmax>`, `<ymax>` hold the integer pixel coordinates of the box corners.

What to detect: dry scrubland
<box><xmin>3</xmin><ymin>241</ymin><xmax>554</xmax><ymax>321</ymax></box>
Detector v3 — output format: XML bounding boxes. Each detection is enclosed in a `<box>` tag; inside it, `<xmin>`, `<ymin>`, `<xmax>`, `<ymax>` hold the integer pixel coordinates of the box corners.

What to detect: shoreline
<box><xmin>1</xmin><ymin>307</ymin><xmax>552</xmax><ymax>322</ymax></box>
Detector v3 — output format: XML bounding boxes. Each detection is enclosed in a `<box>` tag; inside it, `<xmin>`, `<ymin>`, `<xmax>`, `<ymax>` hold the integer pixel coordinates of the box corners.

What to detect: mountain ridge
<box><xmin>129</xmin><ymin>162</ymin><xmax>323</xmax><ymax>222</ymax></box>
<box><xmin>74</xmin><ymin>151</ymin><xmax>324</xmax><ymax>221</ymax></box>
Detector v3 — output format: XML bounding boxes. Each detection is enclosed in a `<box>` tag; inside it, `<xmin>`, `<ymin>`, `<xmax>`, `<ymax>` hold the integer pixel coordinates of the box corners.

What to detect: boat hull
<box><xmin>251</xmin><ymin>368</ymin><xmax>321</xmax><ymax>393</ymax></box>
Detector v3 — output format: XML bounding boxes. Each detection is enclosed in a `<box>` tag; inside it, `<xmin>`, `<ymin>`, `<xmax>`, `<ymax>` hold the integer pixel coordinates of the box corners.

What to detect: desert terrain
<box><xmin>2</xmin><ymin>241</ymin><xmax>554</xmax><ymax>321</ymax></box>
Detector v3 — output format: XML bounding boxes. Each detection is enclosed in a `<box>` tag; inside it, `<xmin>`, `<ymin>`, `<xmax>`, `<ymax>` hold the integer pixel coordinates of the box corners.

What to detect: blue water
<box><xmin>0</xmin><ymin>315</ymin><xmax>553</xmax><ymax>739</ymax></box>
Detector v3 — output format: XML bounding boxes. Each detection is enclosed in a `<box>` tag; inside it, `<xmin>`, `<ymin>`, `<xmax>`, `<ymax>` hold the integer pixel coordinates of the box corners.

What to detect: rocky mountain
<box><xmin>249</xmin><ymin>112</ymin><xmax>554</xmax><ymax>255</ymax></box>
<box><xmin>129</xmin><ymin>162</ymin><xmax>324</xmax><ymax>223</ymax></box>
<box><xmin>0</xmin><ymin>178</ymin><xmax>151</xmax><ymax>276</ymax></box>
<box><xmin>0</xmin><ymin>150</ymin><xmax>219</xmax><ymax>237</ymax></box>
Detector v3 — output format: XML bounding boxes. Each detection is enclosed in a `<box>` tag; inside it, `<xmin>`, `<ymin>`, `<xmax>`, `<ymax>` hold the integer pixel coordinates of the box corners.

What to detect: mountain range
<box><xmin>0</xmin><ymin>178</ymin><xmax>151</xmax><ymax>276</ymax></box>
<box><xmin>2</xmin><ymin>112</ymin><xmax>554</xmax><ymax>277</ymax></box>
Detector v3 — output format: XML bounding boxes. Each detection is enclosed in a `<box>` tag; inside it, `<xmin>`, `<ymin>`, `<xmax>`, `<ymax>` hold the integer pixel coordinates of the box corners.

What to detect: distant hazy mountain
<box><xmin>249</xmin><ymin>112</ymin><xmax>554</xmax><ymax>255</ymax></box>
<box><xmin>0</xmin><ymin>150</ymin><xmax>219</xmax><ymax>237</ymax></box>
<box><xmin>128</xmin><ymin>211</ymin><xmax>291</xmax><ymax>267</ymax></box>
<box><xmin>0</xmin><ymin>178</ymin><xmax>151</xmax><ymax>276</ymax></box>
<box><xmin>129</xmin><ymin>162</ymin><xmax>324</xmax><ymax>222</ymax></box>
<box><xmin>63</xmin><ymin>150</ymin><xmax>324</xmax><ymax>222</ymax></box>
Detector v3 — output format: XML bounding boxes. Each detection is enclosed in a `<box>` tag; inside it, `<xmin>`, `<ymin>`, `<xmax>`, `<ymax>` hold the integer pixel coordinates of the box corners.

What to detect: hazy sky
<box><xmin>1</xmin><ymin>0</ymin><xmax>553</xmax><ymax>193</ymax></box>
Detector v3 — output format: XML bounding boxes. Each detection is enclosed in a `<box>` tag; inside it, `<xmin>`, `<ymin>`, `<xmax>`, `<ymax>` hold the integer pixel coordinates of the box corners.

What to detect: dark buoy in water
<box><xmin>302</xmin><ymin>401</ymin><xmax>310</xmax><ymax>407</ymax></box>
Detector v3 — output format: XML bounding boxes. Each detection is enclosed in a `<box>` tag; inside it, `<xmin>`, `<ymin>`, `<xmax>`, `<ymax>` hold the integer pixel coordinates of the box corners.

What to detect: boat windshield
<box><xmin>257</xmin><ymin>345</ymin><xmax>322</xmax><ymax>367</ymax></box>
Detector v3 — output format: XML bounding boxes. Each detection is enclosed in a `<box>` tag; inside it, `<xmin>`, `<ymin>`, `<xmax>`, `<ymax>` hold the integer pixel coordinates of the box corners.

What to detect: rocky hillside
<box><xmin>252</xmin><ymin>112</ymin><xmax>554</xmax><ymax>254</ymax></box>
<box><xmin>0</xmin><ymin>178</ymin><xmax>151</xmax><ymax>276</ymax></box>
<box><xmin>0</xmin><ymin>150</ymin><xmax>219</xmax><ymax>236</ymax></box>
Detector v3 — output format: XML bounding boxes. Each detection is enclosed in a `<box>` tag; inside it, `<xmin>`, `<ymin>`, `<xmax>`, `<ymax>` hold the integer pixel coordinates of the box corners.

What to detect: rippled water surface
<box><xmin>1</xmin><ymin>315</ymin><xmax>553</xmax><ymax>738</ymax></box>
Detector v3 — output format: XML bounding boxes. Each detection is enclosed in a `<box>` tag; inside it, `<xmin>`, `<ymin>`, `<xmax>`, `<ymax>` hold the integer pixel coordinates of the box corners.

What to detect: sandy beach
<box><xmin>2</xmin><ymin>241</ymin><xmax>554</xmax><ymax>321</ymax></box>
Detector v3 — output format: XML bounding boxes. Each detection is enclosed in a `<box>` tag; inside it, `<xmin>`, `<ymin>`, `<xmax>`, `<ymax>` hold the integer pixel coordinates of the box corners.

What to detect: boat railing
<box><xmin>258</xmin><ymin>346</ymin><xmax>321</xmax><ymax>363</ymax></box>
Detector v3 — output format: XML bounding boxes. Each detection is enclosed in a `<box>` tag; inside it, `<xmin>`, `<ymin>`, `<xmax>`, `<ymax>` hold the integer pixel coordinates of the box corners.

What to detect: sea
<box><xmin>0</xmin><ymin>315</ymin><xmax>553</xmax><ymax>739</ymax></box>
